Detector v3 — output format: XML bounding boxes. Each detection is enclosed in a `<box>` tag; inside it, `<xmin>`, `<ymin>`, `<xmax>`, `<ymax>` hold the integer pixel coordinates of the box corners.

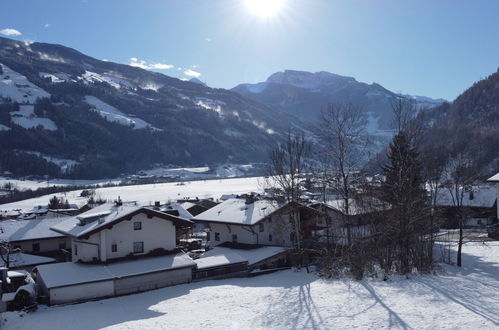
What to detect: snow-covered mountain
<box><xmin>0</xmin><ymin>37</ymin><xmax>306</xmax><ymax>179</ymax></box>
<box><xmin>233</xmin><ymin>70</ymin><xmax>445</xmax><ymax>131</ymax></box>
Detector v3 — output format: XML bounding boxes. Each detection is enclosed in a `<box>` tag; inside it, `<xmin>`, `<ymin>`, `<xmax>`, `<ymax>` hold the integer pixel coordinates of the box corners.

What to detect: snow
<box><xmin>38</xmin><ymin>72</ymin><xmax>72</xmax><ymax>84</ymax></box>
<box><xmin>0</xmin><ymin>217</ymin><xmax>70</xmax><ymax>242</ymax></box>
<box><xmin>0</xmin><ymin>63</ymin><xmax>50</xmax><ymax>103</ymax></box>
<box><xmin>36</xmin><ymin>253</ymin><xmax>195</xmax><ymax>289</ymax></box>
<box><xmin>201</xmin><ymin>246</ymin><xmax>286</xmax><ymax>266</ymax></box>
<box><xmin>192</xmin><ymin>199</ymin><xmax>283</xmax><ymax>226</ymax></box>
<box><xmin>83</xmin><ymin>95</ymin><xmax>160</xmax><ymax>130</ymax></box>
<box><xmin>162</xmin><ymin>203</ymin><xmax>194</xmax><ymax>220</ymax></box>
<box><xmin>78</xmin><ymin>71</ymin><xmax>135</xmax><ymax>90</ymax></box>
<box><xmin>0</xmin><ymin>124</ymin><xmax>10</xmax><ymax>131</ymax></box>
<box><xmin>435</xmin><ymin>186</ymin><xmax>496</xmax><ymax>208</ymax></box>
<box><xmin>0</xmin><ymin>176</ymin><xmax>265</xmax><ymax>213</ymax></box>
<box><xmin>0</xmin><ymin>253</ymin><xmax>56</xmax><ymax>268</ymax></box>
<box><xmin>0</xmin><ymin>176</ymin><xmax>121</xmax><ymax>191</ymax></box>
<box><xmin>9</xmin><ymin>105</ymin><xmax>57</xmax><ymax>131</ymax></box>
<box><xmin>194</xmin><ymin>97</ymin><xmax>225</xmax><ymax>114</ymax></box>
<box><xmin>194</xmin><ymin>253</ymin><xmax>247</xmax><ymax>270</ymax></box>
<box><xmin>19</xmin><ymin>151</ymin><xmax>78</xmax><ymax>172</ymax></box>
<box><xmin>487</xmin><ymin>173</ymin><xmax>499</xmax><ymax>182</ymax></box>
<box><xmin>4</xmin><ymin>242</ymin><xmax>499</xmax><ymax>329</ymax></box>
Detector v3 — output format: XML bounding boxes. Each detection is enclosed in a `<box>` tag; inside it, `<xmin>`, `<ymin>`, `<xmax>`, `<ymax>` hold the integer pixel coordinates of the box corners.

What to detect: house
<box><xmin>309</xmin><ymin>197</ymin><xmax>391</xmax><ymax>245</ymax></box>
<box><xmin>435</xmin><ymin>186</ymin><xmax>497</xmax><ymax>228</ymax></box>
<box><xmin>50</xmin><ymin>202</ymin><xmax>194</xmax><ymax>263</ymax></box>
<box><xmin>487</xmin><ymin>173</ymin><xmax>499</xmax><ymax>221</ymax></box>
<box><xmin>0</xmin><ymin>217</ymin><xmax>71</xmax><ymax>256</ymax></box>
<box><xmin>191</xmin><ymin>197</ymin><xmax>321</xmax><ymax>248</ymax></box>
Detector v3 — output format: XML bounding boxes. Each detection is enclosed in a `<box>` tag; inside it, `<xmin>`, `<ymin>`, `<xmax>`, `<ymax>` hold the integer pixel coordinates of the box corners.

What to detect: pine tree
<box><xmin>381</xmin><ymin>132</ymin><xmax>430</xmax><ymax>273</ymax></box>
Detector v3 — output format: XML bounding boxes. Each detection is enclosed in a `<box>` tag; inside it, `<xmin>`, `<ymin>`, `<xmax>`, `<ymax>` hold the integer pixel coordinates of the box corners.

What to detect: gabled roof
<box><xmin>487</xmin><ymin>173</ymin><xmax>499</xmax><ymax>182</ymax></box>
<box><xmin>0</xmin><ymin>217</ymin><xmax>69</xmax><ymax>242</ymax></box>
<box><xmin>191</xmin><ymin>199</ymin><xmax>286</xmax><ymax>226</ymax></box>
<box><xmin>51</xmin><ymin>202</ymin><xmax>193</xmax><ymax>239</ymax></box>
<box><xmin>311</xmin><ymin>197</ymin><xmax>390</xmax><ymax>216</ymax></box>
<box><xmin>436</xmin><ymin>186</ymin><xmax>496</xmax><ymax>208</ymax></box>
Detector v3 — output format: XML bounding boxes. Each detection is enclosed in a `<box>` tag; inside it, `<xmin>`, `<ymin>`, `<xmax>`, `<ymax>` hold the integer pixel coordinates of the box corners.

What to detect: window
<box><xmin>32</xmin><ymin>243</ymin><xmax>40</xmax><ymax>252</ymax></box>
<box><xmin>74</xmin><ymin>244</ymin><xmax>78</xmax><ymax>256</ymax></box>
<box><xmin>259</xmin><ymin>223</ymin><xmax>264</xmax><ymax>232</ymax></box>
<box><xmin>215</xmin><ymin>232</ymin><xmax>220</xmax><ymax>241</ymax></box>
<box><xmin>232</xmin><ymin>234</ymin><xmax>238</xmax><ymax>242</ymax></box>
<box><xmin>269</xmin><ymin>234</ymin><xmax>273</xmax><ymax>242</ymax></box>
<box><xmin>111</xmin><ymin>244</ymin><xmax>117</xmax><ymax>252</ymax></box>
<box><xmin>133</xmin><ymin>241</ymin><xmax>144</xmax><ymax>253</ymax></box>
<box><xmin>59</xmin><ymin>240</ymin><xmax>66</xmax><ymax>250</ymax></box>
<box><xmin>133</xmin><ymin>221</ymin><xmax>142</xmax><ymax>230</ymax></box>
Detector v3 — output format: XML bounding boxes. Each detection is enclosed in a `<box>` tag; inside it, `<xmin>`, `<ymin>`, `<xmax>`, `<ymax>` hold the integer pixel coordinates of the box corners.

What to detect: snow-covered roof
<box><xmin>436</xmin><ymin>186</ymin><xmax>497</xmax><ymax>208</ymax></box>
<box><xmin>51</xmin><ymin>202</ymin><xmax>193</xmax><ymax>238</ymax></box>
<box><xmin>487</xmin><ymin>173</ymin><xmax>499</xmax><ymax>182</ymax></box>
<box><xmin>0</xmin><ymin>252</ymin><xmax>56</xmax><ymax>268</ymax></box>
<box><xmin>36</xmin><ymin>253</ymin><xmax>195</xmax><ymax>289</ymax></box>
<box><xmin>201</xmin><ymin>246</ymin><xmax>286</xmax><ymax>266</ymax></box>
<box><xmin>0</xmin><ymin>217</ymin><xmax>69</xmax><ymax>242</ymax></box>
<box><xmin>324</xmin><ymin>198</ymin><xmax>390</xmax><ymax>215</ymax></box>
<box><xmin>162</xmin><ymin>203</ymin><xmax>194</xmax><ymax>220</ymax></box>
<box><xmin>194</xmin><ymin>253</ymin><xmax>247</xmax><ymax>270</ymax></box>
<box><xmin>192</xmin><ymin>199</ymin><xmax>286</xmax><ymax>226</ymax></box>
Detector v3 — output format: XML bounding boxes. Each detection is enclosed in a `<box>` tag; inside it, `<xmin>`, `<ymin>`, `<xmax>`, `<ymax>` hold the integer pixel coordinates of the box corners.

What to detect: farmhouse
<box><xmin>487</xmin><ymin>174</ymin><xmax>499</xmax><ymax>220</ymax></box>
<box><xmin>0</xmin><ymin>217</ymin><xmax>71</xmax><ymax>256</ymax></box>
<box><xmin>50</xmin><ymin>201</ymin><xmax>194</xmax><ymax>263</ymax></box>
<box><xmin>436</xmin><ymin>186</ymin><xmax>497</xmax><ymax>228</ymax></box>
<box><xmin>192</xmin><ymin>197</ymin><xmax>320</xmax><ymax>247</ymax></box>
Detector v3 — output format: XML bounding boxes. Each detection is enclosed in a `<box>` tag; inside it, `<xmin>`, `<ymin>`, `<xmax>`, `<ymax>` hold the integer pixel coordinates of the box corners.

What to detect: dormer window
<box><xmin>134</xmin><ymin>221</ymin><xmax>142</xmax><ymax>230</ymax></box>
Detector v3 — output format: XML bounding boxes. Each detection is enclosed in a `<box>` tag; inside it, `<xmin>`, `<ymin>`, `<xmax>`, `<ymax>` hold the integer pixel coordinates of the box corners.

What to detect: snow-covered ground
<box><xmin>0</xmin><ymin>176</ymin><xmax>266</xmax><ymax>211</ymax></box>
<box><xmin>2</xmin><ymin>242</ymin><xmax>499</xmax><ymax>329</ymax></box>
<box><xmin>0</xmin><ymin>63</ymin><xmax>50</xmax><ymax>103</ymax></box>
<box><xmin>83</xmin><ymin>95</ymin><xmax>160</xmax><ymax>130</ymax></box>
<box><xmin>0</xmin><ymin>177</ymin><xmax>121</xmax><ymax>191</ymax></box>
<box><xmin>9</xmin><ymin>104</ymin><xmax>57</xmax><ymax>131</ymax></box>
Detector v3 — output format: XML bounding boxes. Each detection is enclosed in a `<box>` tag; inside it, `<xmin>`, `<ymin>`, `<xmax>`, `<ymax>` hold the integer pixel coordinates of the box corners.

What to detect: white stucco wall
<box><xmin>49</xmin><ymin>280</ymin><xmax>114</xmax><ymax>305</ymax></box>
<box><xmin>72</xmin><ymin>213</ymin><xmax>177</xmax><ymax>262</ymax></box>
<box><xmin>13</xmin><ymin>237</ymin><xmax>70</xmax><ymax>254</ymax></box>
<box><xmin>206</xmin><ymin>213</ymin><xmax>293</xmax><ymax>247</ymax></box>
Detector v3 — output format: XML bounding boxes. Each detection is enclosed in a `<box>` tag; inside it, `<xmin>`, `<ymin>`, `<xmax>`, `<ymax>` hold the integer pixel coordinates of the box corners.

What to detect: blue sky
<box><xmin>1</xmin><ymin>0</ymin><xmax>498</xmax><ymax>100</ymax></box>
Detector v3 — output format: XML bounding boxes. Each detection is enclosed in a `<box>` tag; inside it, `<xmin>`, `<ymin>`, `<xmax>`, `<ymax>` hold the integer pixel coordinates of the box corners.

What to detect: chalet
<box><xmin>436</xmin><ymin>186</ymin><xmax>497</xmax><ymax>228</ymax></box>
<box><xmin>191</xmin><ymin>197</ymin><xmax>321</xmax><ymax>248</ymax></box>
<box><xmin>50</xmin><ymin>202</ymin><xmax>194</xmax><ymax>263</ymax></box>
<box><xmin>0</xmin><ymin>217</ymin><xmax>71</xmax><ymax>256</ymax></box>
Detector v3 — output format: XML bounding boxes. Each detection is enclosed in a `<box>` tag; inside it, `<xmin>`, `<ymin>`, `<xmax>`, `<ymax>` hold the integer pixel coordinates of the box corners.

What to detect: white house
<box><xmin>192</xmin><ymin>198</ymin><xmax>320</xmax><ymax>247</ymax></box>
<box><xmin>487</xmin><ymin>173</ymin><xmax>499</xmax><ymax>220</ymax></box>
<box><xmin>0</xmin><ymin>217</ymin><xmax>71</xmax><ymax>255</ymax></box>
<box><xmin>50</xmin><ymin>202</ymin><xmax>194</xmax><ymax>263</ymax></box>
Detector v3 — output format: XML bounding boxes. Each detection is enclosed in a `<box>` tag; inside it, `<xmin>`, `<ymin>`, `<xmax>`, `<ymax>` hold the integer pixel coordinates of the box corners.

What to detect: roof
<box><xmin>436</xmin><ymin>186</ymin><xmax>497</xmax><ymax>208</ymax></box>
<box><xmin>321</xmin><ymin>198</ymin><xmax>391</xmax><ymax>216</ymax></box>
<box><xmin>162</xmin><ymin>203</ymin><xmax>194</xmax><ymax>220</ymax></box>
<box><xmin>194</xmin><ymin>253</ymin><xmax>247</xmax><ymax>270</ymax></box>
<box><xmin>50</xmin><ymin>202</ymin><xmax>193</xmax><ymax>238</ymax></box>
<box><xmin>201</xmin><ymin>246</ymin><xmax>286</xmax><ymax>266</ymax></box>
<box><xmin>36</xmin><ymin>253</ymin><xmax>195</xmax><ymax>289</ymax></box>
<box><xmin>0</xmin><ymin>217</ymin><xmax>70</xmax><ymax>242</ymax></box>
<box><xmin>192</xmin><ymin>199</ymin><xmax>287</xmax><ymax>226</ymax></box>
<box><xmin>0</xmin><ymin>252</ymin><xmax>56</xmax><ymax>268</ymax></box>
<box><xmin>487</xmin><ymin>173</ymin><xmax>499</xmax><ymax>182</ymax></box>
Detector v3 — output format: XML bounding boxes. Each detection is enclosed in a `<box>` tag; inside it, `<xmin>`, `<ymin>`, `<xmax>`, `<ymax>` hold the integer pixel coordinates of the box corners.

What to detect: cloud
<box><xmin>0</xmin><ymin>28</ymin><xmax>22</xmax><ymax>36</ymax></box>
<box><xmin>129</xmin><ymin>57</ymin><xmax>174</xmax><ymax>70</ymax></box>
<box><xmin>184</xmin><ymin>69</ymin><xmax>201</xmax><ymax>78</ymax></box>
<box><xmin>44</xmin><ymin>23</ymin><xmax>50</xmax><ymax>28</ymax></box>
<box><xmin>204</xmin><ymin>37</ymin><xmax>211</xmax><ymax>42</ymax></box>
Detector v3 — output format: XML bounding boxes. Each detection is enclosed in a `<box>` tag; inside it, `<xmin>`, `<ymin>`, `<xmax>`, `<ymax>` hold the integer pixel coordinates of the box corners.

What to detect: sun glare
<box><xmin>244</xmin><ymin>0</ymin><xmax>286</xmax><ymax>17</ymax></box>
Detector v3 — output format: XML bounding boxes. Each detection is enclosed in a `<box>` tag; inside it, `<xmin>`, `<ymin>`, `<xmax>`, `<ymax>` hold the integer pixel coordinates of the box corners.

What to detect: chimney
<box><xmin>154</xmin><ymin>201</ymin><xmax>161</xmax><ymax>209</ymax></box>
<box><xmin>245</xmin><ymin>194</ymin><xmax>255</xmax><ymax>205</ymax></box>
<box><xmin>115</xmin><ymin>196</ymin><xmax>123</xmax><ymax>206</ymax></box>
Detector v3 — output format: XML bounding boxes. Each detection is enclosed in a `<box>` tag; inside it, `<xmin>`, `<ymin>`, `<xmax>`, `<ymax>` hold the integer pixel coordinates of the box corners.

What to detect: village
<box><xmin>0</xmin><ymin>170</ymin><xmax>497</xmax><ymax>312</ymax></box>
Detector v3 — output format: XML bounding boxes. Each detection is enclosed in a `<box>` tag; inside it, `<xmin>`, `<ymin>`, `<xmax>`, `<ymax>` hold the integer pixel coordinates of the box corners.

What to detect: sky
<box><xmin>1</xmin><ymin>0</ymin><xmax>498</xmax><ymax>100</ymax></box>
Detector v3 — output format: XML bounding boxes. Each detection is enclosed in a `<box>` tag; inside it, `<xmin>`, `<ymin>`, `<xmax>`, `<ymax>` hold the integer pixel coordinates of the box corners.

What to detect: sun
<box><xmin>244</xmin><ymin>0</ymin><xmax>286</xmax><ymax>17</ymax></box>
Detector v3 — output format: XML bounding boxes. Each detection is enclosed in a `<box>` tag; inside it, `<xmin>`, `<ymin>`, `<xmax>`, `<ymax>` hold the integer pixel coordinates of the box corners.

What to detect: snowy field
<box><xmin>0</xmin><ymin>177</ymin><xmax>122</xmax><ymax>191</ymax></box>
<box><xmin>2</xmin><ymin>242</ymin><xmax>499</xmax><ymax>329</ymax></box>
<box><xmin>0</xmin><ymin>177</ymin><xmax>266</xmax><ymax>211</ymax></box>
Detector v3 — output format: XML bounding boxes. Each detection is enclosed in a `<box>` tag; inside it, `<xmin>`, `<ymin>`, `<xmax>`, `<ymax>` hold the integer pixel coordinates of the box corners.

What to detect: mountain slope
<box><xmin>0</xmin><ymin>37</ymin><xmax>305</xmax><ymax>179</ymax></box>
<box><xmin>233</xmin><ymin>70</ymin><xmax>445</xmax><ymax>133</ymax></box>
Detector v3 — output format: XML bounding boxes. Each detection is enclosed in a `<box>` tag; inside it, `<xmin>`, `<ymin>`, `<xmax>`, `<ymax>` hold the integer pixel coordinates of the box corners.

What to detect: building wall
<box><xmin>206</xmin><ymin>213</ymin><xmax>293</xmax><ymax>247</ymax></box>
<box><xmin>72</xmin><ymin>213</ymin><xmax>177</xmax><ymax>262</ymax></box>
<box><xmin>114</xmin><ymin>267</ymin><xmax>192</xmax><ymax>296</ymax></box>
<box><xmin>49</xmin><ymin>280</ymin><xmax>114</xmax><ymax>305</ymax></box>
<box><xmin>13</xmin><ymin>237</ymin><xmax>70</xmax><ymax>254</ymax></box>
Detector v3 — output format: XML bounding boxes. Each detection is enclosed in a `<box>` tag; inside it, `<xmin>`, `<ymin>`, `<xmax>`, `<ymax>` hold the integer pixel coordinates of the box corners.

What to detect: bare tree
<box><xmin>267</xmin><ymin>132</ymin><xmax>310</xmax><ymax>251</ymax></box>
<box><xmin>443</xmin><ymin>152</ymin><xmax>478</xmax><ymax>266</ymax></box>
<box><xmin>0</xmin><ymin>240</ymin><xmax>21</xmax><ymax>269</ymax></box>
<box><xmin>317</xmin><ymin>103</ymin><xmax>369</xmax><ymax>245</ymax></box>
